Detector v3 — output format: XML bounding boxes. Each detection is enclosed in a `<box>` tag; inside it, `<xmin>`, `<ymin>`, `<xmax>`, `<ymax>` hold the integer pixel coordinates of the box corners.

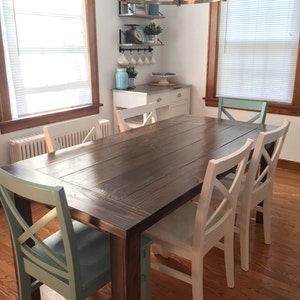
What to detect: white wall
<box><xmin>160</xmin><ymin>4</ymin><xmax>299</xmax><ymax>164</ymax></box>
<box><xmin>0</xmin><ymin>1</ymin><xmax>299</xmax><ymax>166</ymax></box>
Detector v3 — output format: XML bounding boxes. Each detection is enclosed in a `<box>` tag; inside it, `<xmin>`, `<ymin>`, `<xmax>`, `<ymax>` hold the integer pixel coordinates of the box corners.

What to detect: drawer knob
<box><xmin>177</xmin><ymin>93</ymin><xmax>182</xmax><ymax>98</ymax></box>
<box><xmin>157</xmin><ymin>97</ymin><xmax>162</xmax><ymax>102</ymax></box>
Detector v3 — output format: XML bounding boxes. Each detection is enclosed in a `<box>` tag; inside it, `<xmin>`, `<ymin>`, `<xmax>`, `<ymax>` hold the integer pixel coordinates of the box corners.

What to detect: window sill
<box><xmin>0</xmin><ymin>104</ymin><xmax>102</xmax><ymax>134</ymax></box>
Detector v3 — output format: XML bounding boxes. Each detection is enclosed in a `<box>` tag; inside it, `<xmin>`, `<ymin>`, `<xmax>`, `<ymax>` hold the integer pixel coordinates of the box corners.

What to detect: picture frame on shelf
<box><xmin>135</xmin><ymin>4</ymin><xmax>147</xmax><ymax>15</ymax></box>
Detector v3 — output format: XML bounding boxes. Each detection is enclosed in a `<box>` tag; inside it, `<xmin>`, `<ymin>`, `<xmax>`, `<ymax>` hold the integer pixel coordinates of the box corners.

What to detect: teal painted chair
<box><xmin>0</xmin><ymin>168</ymin><xmax>151</xmax><ymax>300</ymax></box>
<box><xmin>218</xmin><ymin>97</ymin><xmax>268</xmax><ymax>124</ymax></box>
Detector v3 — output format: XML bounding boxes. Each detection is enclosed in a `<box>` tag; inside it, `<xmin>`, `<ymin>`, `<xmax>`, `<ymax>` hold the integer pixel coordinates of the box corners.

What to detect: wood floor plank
<box><xmin>0</xmin><ymin>169</ymin><xmax>300</xmax><ymax>300</ymax></box>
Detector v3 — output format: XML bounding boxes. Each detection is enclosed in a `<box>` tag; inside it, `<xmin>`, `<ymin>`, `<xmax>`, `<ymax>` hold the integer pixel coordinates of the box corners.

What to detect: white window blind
<box><xmin>0</xmin><ymin>0</ymin><xmax>91</xmax><ymax>119</ymax></box>
<box><xmin>217</xmin><ymin>0</ymin><xmax>300</xmax><ymax>103</ymax></box>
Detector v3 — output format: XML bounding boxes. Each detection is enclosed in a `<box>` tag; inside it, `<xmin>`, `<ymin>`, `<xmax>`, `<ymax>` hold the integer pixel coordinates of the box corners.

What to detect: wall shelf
<box><xmin>118</xmin><ymin>2</ymin><xmax>164</xmax><ymax>54</ymax></box>
<box><xmin>119</xmin><ymin>28</ymin><xmax>163</xmax><ymax>53</ymax></box>
<box><xmin>119</xmin><ymin>43</ymin><xmax>163</xmax><ymax>53</ymax></box>
<box><xmin>119</xmin><ymin>13</ymin><xmax>165</xmax><ymax>19</ymax></box>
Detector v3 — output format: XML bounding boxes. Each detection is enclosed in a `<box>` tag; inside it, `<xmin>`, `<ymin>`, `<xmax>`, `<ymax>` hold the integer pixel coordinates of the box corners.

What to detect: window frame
<box><xmin>205</xmin><ymin>2</ymin><xmax>300</xmax><ymax>117</ymax></box>
<box><xmin>0</xmin><ymin>0</ymin><xmax>101</xmax><ymax>134</ymax></box>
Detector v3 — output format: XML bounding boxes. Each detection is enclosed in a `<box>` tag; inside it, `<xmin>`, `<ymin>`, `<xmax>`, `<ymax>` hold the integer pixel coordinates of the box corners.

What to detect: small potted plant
<box><xmin>126</xmin><ymin>65</ymin><xmax>138</xmax><ymax>89</ymax></box>
<box><xmin>144</xmin><ymin>22</ymin><xmax>162</xmax><ymax>44</ymax></box>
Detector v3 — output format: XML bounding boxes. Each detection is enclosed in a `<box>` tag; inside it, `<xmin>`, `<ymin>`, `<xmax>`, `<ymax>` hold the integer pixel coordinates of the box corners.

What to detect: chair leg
<box><xmin>239</xmin><ymin>210</ymin><xmax>251</xmax><ymax>271</ymax></box>
<box><xmin>224</xmin><ymin>231</ymin><xmax>234</xmax><ymax>288</ymax></box>
<box><xmin>18</xmin><ymin>273</ymin><xmax>32</xmax><ymax>300</ymax></box>
<box><xmin>191</xmin><ymin>256</ymin><xmax>204</xmax><ymax>300</ymax></box>
<box><xmin>263</xmin><ymin>197</ymin><xmax>272</xmax><ymax>245</ymax></box>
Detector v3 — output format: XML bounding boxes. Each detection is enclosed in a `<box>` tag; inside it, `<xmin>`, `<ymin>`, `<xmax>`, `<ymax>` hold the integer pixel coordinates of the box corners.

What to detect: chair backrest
<box><xmin>116</xmin><ymin>103</ymin><xmax>157</xmax><ymax>133</ymax></box>
<box><xmin>242</xmin><ymin>121</ymin><xmax>290</xmax><ymax>205</ymax></box>
<box><xmin>0</xmin><ymin>168</ymin><xmax>81</xmax><ymax>297</ymax></box>
<box><xmin>218</xmin><ymin>97</ymin><xmax>268</xmax><ymax>124</ymax></box>
<box><xmin>43</xmin><ymin>115</ymin><xmax>103</xmax><ymax>152</ymax></box>
<box><xmin>193</xmin><ymin>138</ymin><xmax>253</xmax><ymax>255</ymax></box>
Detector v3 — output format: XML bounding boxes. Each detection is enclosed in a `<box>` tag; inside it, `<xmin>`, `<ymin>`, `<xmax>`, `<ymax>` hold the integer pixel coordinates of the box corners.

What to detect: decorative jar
<box><xmin>115</xmin><ymin>68</ymin><xmax>129</xmax><ymax>90</ymax></box>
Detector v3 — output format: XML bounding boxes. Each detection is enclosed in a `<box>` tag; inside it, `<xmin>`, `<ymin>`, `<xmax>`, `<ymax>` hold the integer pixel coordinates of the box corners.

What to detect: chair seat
<box><xmin>31</xmin><ymin>221</ymin><xmax>111</xmax><ymax>289</ymax></box>
<box><xmin>145</xmin><ymin>201</ymin><xmax>196</xmax><ymax>254</ymax></box>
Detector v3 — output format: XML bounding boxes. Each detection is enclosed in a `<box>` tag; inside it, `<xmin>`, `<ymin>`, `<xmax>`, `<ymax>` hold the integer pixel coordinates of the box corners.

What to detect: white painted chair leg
<box><xmin>239</xmin><ymin>211</ymin><xmax>251</xmax><ymax>271</ymax></box>
<box><xmin>263</xmin><ymin>196</ymin><xmax>272</xmax><ymax>245</ymax></box>
<box><xmin>192</xmin><ymin>257</ymin><xmax>204</xmax><ymax>300</ymax></box>
<box><xmin>224</xmin><ymin>231</ymin><xmax>234</xmax><ymax>288</ymax></box>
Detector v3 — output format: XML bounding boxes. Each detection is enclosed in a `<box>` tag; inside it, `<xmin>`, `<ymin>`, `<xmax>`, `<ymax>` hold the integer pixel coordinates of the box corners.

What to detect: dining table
<box><xmin>3</xmin><ymin>115</ymin><xmax>276</xmax><ymax>300</ymax></box>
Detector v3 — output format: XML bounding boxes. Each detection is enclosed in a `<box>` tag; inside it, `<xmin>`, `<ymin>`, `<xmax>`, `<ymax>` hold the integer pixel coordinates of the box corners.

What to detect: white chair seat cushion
<box><xmin>144</xmin><ymin>201</ymin><xmax>197</xmax><ymax>254</ymax></box>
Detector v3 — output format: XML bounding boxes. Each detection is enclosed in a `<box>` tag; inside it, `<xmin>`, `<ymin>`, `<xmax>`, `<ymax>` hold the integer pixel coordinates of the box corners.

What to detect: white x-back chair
<box><xmin>43</xmin><ymin>115</ymin><xmax>103</xmax><ymax>153</ymax></box>
<box><xmin>116</xmin><ymin>103</ymin><xmax>157</xmax><ymax>133</ymax></box>
<box><xmin>144</xmin><ymin>139</ymin><xmax>253</xmax><ymax>300</ymax></box>
<box><xmin>233</xmin><ymin>121</ymin><xmax>290</xmax><ymax>271</ymax></box>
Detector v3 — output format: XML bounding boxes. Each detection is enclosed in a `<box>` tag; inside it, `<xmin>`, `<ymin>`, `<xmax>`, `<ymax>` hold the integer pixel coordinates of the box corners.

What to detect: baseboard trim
<box><xmin>277</xmin><ymin>159</ymin><xmax>300</xmax><ymax>173</ymax></box>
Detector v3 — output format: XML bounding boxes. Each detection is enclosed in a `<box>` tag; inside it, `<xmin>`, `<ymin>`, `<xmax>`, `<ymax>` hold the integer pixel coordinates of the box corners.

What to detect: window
<box><xmin>206</xmin><ymin>1</ymin><xmax>300</xmax><ymax>116</ymax></box>
<box><xmin>0</xmin><ymin>0</ymin><xmax>100</xmax><ymax>133</ymax></box>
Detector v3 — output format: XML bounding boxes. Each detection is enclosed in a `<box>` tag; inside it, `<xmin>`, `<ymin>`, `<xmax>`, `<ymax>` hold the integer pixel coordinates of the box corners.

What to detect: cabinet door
<box><xmin>147</xmin><ymin>92</ymin><xmax>170</xmax><ymax>108</ymax></box>
<box><xmin>169</xmin><ymin>87</ymin><xmax>190</xmax><ymax>117</ymax></box>
<box><xmin>169</xmin><ymin>88</ymin><xmax>190</xmax><ymax>104</ymax></box>
<box><xmin>169</xmin><ymin>99</ymin><xmax>190</xmax><ymax>118</ymax></box>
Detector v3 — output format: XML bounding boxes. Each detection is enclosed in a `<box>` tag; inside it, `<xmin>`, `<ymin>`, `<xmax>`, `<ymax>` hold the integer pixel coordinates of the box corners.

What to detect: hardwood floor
<box><xmin>1</xmin><ymin>169</ymin><xmax>300</xmax><ymax>300</ymax></box>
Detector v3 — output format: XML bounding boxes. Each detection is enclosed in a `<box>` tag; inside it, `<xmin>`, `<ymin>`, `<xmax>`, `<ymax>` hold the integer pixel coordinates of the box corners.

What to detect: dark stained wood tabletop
<box><xmin>4</xmin><ymin>115</ymin><xmax>275</xmax><ymax>300</ymax></box>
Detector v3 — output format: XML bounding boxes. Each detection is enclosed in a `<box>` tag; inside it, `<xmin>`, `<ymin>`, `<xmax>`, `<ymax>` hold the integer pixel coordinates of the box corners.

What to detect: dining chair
<box><xmin>232</xmin><ymin>120</ymin><xmax>290</xmax><ymax>271</ymax></box>
<box><xmin>43</xmin><ymin>115</ymin><xmax>103</xmax><ymax>153</ymax></box>
<box><xmin>116</xmin><ymin>103</ymin><xmax>157</xmax><ymax>133</ymax></box>
<box><xmin>144</xmin><ymin>138</ymin><xmax>253</xmax><ymax>299</ymax></box>
<box><xmin>218</xmin><ymin>97</ymin><xmax>268</xmax><ymax>124</ymax></box>
<box><xmin>0</xmin><ymin>168</ymin><xmax>152</xmax><ymax>300</ymax></box>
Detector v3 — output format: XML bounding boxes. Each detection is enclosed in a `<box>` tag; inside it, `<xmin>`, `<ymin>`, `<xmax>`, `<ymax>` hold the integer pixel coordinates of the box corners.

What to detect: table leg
<box><xmin>110</xmin><ymin>233</ymin><xmax>141</xmax><ymax>300</ymax></box>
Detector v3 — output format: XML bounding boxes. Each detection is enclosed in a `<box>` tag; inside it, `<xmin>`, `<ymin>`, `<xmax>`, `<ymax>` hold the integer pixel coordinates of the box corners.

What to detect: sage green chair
<box><xmin>0</xmin><ymin>168</ymin><xmax>151</xmax><ymax>300</ymax></box>
<box><xmin>218</xmin><ymin>97</ymin><xmax>268</xmax><ymax>124</ymax></box>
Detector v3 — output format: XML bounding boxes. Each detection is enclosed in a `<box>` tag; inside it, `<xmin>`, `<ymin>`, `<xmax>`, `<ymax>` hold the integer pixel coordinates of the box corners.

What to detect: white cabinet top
<box><xmin>113</xmin><ymin>83</ymin><xmax>191</xmax><ymax>95</ymax></box>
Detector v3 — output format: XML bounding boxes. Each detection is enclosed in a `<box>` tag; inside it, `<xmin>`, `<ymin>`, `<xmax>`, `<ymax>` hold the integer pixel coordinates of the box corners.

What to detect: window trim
<box><xmin>205</xmin><ymin>2</ymin><xmax>300</xmax><ymax>117</ymax></box>
<box><xmin>0</xmin><ymin>0</ymin><xmax>101</xmax><ymax>134</ymax></box>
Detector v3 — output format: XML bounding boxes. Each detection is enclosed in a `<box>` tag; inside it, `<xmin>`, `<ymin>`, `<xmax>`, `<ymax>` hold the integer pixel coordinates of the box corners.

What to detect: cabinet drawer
<box><xmin>148</xmin><ymin>93</ymin><xmax>170</xmax><ymax>108</ymax></box>
<box><xmin>169</xmin><ymin>88</ymin><xmax>190</xmax><ymax>102</ymax></box>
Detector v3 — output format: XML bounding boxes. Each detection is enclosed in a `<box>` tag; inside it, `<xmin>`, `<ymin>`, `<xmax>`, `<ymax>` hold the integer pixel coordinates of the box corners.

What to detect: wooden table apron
<box><xmin>4</xmin><ymin>115</ymin><xmax>275</xmax><ymax>300</ymax></box>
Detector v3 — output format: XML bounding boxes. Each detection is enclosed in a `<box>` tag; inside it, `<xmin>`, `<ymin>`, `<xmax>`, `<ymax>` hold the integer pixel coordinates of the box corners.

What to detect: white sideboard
<box><xmin>113</xmin><ymin>84</ymin><xmax>191</xmax><ymax>132</ymax></box>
